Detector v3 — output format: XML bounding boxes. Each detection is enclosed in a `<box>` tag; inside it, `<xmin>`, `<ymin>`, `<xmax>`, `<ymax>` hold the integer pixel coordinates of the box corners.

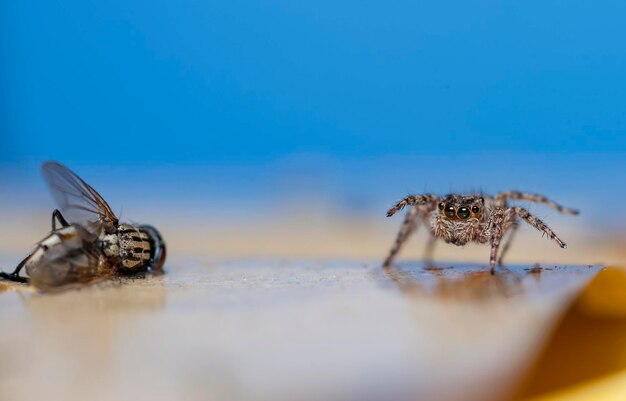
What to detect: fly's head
<box><xmin>139</xmin><ymin>225</ymin><xmax>166</xmax><ymax>273</ymax></box>
<box><xmin>101</xmin><ymin>232</ymin><xmax>120</xmax><ymax>259</ymax></box>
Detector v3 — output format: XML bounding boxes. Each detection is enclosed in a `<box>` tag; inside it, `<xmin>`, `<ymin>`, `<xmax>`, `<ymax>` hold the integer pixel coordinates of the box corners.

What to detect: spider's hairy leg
<box><xmin>513</xmin><ymin>207</ymin><xmax>567</xmax><ymax>248</ymax></box>
<box><xmin>423</xmin><ymin>235</ymin><xmax>437</xmax><ymax>264</ymax></box>
<box><xmin>386</xmin><ymin>194</ymin><xmax>438</xmax><ymax>217</ymax></box>
<box><xmin>383</xmin><ymin>206</ymin><xmax>420</xmax><ymax>267</ymax></box>
<box><xmin>497</xmin><ymin>221</ymin><xmax>519</xmax><ymax>266</ymax></box>
<box><xmin>489</xmin><ymin>239</ymin><xmax>501</xmax><ymax>275</ymax></box>
<box><xmin>495</xmin><ymin>191</ymin><xmax>579</xmax><ymax>215</ymax></box>
<box><xmin>487</xmin><ymin>207</ymin><xmax>507</xmax><ymax>274</ymax></box>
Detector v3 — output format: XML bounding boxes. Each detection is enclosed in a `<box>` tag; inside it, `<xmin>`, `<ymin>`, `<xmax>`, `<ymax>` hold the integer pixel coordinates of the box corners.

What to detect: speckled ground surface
<box><xmin>0</xmin><ymin>260</ymin><xmax>603</xmax><ymax>401</ymax></box>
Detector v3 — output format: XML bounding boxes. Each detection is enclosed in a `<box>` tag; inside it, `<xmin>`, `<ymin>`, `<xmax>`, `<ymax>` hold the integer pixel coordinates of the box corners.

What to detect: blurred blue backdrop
<box><xmin>1</xmin><ymin>1</ymin><xmax>625</xmax><ymax>233</ymax></box>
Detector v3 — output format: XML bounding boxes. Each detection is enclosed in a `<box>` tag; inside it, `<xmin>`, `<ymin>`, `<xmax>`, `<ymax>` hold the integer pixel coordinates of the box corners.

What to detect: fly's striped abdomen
<box><xmin>116</xmin><ymin>224</ymin><xmax>152</xmax><ymax>272</ymax></box>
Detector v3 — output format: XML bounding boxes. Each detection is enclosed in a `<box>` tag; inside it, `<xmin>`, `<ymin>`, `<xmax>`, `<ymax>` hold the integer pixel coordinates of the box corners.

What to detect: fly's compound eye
<box><xmin>438</xmin><ymin>202</ymin><xmax>445</xmax><ymax>210</ymax></box>
<box><xmin>444</xmin><ymin>205</ymin><xmax>456</xmax><ymax>218</ymax></box>
<box><xmin>472</xmin><ymin>206</ymin><xmax>480</xmax><ymax>213</ymax></box>
<box><xmin>457</xmin><ymin>207</ymin><xmax>470</xmax><ymax>219</ymax></box>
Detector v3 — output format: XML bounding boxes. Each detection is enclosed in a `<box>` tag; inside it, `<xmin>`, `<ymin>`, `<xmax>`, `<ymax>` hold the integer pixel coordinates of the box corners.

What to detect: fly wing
<box><xmin>41</xmin><ymin>161</ymin><xmax>119</xmax><ymax>235</ymax></box>
<box><xmin>27</xmin><ymin>226</ymin><xmax>116</xmax><ymax>291</ymax></box>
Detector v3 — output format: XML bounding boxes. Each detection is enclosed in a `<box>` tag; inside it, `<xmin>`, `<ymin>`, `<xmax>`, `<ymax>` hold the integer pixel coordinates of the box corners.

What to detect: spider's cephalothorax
<box><xmin>384</xmin><ymin>191</ymin><xmax>578</xmax><ymax>273</ymax></box>
<box><xmin>432</xmin><ymin>195</ymin><xmax>488</xmax><ymax>246</ymax></box>
<box><xmin>0</xmin><ymin>161</ymin><xmax>166</xmax><ymax>290</ymax></box>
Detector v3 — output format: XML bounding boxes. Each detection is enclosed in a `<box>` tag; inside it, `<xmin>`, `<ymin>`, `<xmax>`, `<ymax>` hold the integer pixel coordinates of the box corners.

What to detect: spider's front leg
<box><xmin>386</xmin><ymin>194</ymin><xmax>439</xmax><ymax>217</ymax></box>
<box><xmin>383</xmin><ymin>206</ymin><xmax>419</xmax><ymax>267</ymax></box>
<box><xmin>495</xmin><ymin>191</ymin><xmax>579</xmax><ymax>215</ymax></box>
<box><xmin>423</xmin><ymin>235</ymin><xmax>437</xmax><ymax>264</ymax></box>
<box><xmin>497</xmin><ymin>221</ymin><xmax>519</xmax><ymax>266</ymax></box>
<box><xmin>489</xmin><ymin>239</ymin><xmax>501</xmax><ymax>274</ymax></box>
<box><xmin>384</xmin><ymin>194</ymin><xmax>438</xmax><ymax>268</ymax></box>
<box><xmin>487</xmin><ymin>208</ymin><xmax>507</xmax><ymax>274</ymax></box>
<box><xmin>513</xmin><ymin>207</ymin><xmax>567</xmax><ymax>248</ymax></box>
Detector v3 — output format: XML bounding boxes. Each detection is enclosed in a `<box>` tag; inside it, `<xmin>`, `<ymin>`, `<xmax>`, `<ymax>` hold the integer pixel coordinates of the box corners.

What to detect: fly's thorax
<box><xmin>115</xmin><ymin>224</ymin><xmax>152</xmax><ymax>273</ymax></box>
<box><xmin>102</xmin><ymin>233</ymin><xmax>119</xmax><ymax>259</ymax></box>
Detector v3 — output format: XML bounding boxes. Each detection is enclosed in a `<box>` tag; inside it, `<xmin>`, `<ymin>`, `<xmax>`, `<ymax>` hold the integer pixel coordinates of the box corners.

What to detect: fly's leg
<box><xmin>495</xmin><ymin>191</ymin><xmax>579</xmax><ymax>215</ymax></box>
<box><xmin>0</xmin><ymin>256</ymin><xmax>29</xmax><ymax>283</ymax></box>
<box><xmin>383</xmin><ymin>206</ymin><xmax>419</xmax><ymax>268</ymax></box>
<box><xmin>497</xmin><ymin>221</ymin><xmax>519</xmax><ymax>266</ymax></box>
<box><xmin>1</xmin><ymin>210</ymin><xmax>70</xmax><ymax>284</ymax></box>
<box><xmin>0</xmin><ymin>272</ymin><xmax>28</xmax><ymax>283</ymax></box>
<box><xmin>52</xmin><ymin>209</ymin><xmax>70</xmax><ymax>231</ymax></box>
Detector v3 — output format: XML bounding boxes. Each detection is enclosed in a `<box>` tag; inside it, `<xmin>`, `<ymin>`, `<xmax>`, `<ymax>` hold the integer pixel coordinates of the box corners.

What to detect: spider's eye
<box><xmin>472</xmin><ymin>206</ymin><xmax>480</xmax><ymax>213</ymax></box>
<box><xmin>438</xmin><ymin>202</ymin><xmax>445</xmax><ymax>210</ymax></box>
<box><xmin>444</xmin><ymin>205</ymin><xmax>456</xmax><ymax>218</ymax></box>
<box><xmin>457</xmin><ymin>207</ymin><xmax>470</xmax><ymax>219</ymax></box>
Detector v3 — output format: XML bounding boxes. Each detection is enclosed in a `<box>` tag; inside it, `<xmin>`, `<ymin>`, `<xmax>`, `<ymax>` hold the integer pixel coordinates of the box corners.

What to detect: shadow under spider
<box><xmin>382</xmin><ymin>262</ymin><xmax>530</xmax><ymax>301</ymax></box>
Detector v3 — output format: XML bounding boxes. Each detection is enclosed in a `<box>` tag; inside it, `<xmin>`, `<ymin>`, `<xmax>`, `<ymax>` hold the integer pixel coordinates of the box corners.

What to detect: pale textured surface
<box><xmin>0</xmin><ymin>260</ymin><xmax>602</xmax><ymax>401</ymax></box>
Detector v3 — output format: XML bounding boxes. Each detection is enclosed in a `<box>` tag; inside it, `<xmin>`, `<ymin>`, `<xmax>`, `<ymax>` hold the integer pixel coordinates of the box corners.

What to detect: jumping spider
<box><xmin>384</xmin><ymin>191</ymin><xmax>578</xmax><ymax>273</ymax></box>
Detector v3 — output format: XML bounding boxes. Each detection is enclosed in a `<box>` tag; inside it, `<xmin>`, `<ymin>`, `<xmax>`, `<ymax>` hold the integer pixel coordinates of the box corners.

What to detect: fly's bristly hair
<box><xmin>384</xmin><ymin>191</ymin><xmax>578</xmax><ymax>274</ymax></box>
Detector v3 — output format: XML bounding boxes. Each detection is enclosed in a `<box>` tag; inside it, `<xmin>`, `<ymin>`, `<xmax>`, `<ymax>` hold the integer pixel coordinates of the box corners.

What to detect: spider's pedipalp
<box><xmin>386</xmin><ymin>194</ymin><xmax>438</xmax><ymax>217</ymax></box>
<box><xmin>495</xmin><ymin>191</ymin><xmax>579</xmax><ymax>215</ymax></box>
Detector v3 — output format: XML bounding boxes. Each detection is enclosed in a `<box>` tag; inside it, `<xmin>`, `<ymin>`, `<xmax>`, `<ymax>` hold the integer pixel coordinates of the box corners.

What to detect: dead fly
<box><xmin>0</xmin><ymin>161</ymin><xmax>166</xmax><ymax>290</ymax></box>
<box><xmin>384</xmin><ymin>191</ymin><xmax>578</xmax><ymax>274</ymax></box>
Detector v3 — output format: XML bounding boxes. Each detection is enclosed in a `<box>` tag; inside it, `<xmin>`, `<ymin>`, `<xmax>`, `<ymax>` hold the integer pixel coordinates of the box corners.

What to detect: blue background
<box><xmin>1</xmin><ymin>0</ymin><xmax>625</xmax><ymax>230</ymax></box>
